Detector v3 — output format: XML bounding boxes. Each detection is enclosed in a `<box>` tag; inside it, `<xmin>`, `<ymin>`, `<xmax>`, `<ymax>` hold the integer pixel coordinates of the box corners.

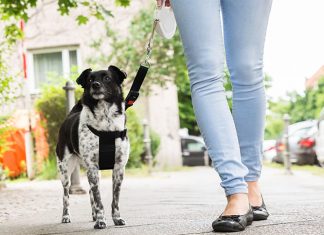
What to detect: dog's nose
<box><xmin>92</xmin><ymin>81</ymin><xmax>101</xmax><ymax>89</ymax></box>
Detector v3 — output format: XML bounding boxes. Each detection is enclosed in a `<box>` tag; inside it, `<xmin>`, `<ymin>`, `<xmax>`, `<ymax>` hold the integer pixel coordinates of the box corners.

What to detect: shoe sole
<box><xmin>253</xmin><ymin>213</ymin><xmax>269</xmax><ymax>221</ymax></box>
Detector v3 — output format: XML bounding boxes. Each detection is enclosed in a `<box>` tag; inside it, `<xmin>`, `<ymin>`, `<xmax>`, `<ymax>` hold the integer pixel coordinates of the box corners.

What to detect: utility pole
<box><xmin>63</xmin><ymin>81</ymin><xmax>86</xmax><ymax>194</ymax></box>
<box><xmin>283</xmin><ymin>113</ymin><xmax>293</xmax><ymax>175</ymax></box>
<box><xmin>143</xmin><ymin>119</ymin><xmax>153</xmax><ymax>174</ymax></box>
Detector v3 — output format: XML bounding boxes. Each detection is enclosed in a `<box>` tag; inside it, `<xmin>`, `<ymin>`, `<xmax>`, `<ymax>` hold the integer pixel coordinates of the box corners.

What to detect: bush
<box><xmin>0</xmin><ymin>116</ymin><xmax>12</xmax><ymax>181</ymax></box>
<box><xmin>35</xmin><ymin>79</ymin><xmax>159</xmax><ymax>169</ymax></box>
<box><xmin>125</xmin><ymin>109</ymin><xmax>144</xmax><ymax>168</ymax></box>
<box><xmin>35</xmin><ymin>84</ymin><xmax>83</xmax><ymax>154</ymax></box>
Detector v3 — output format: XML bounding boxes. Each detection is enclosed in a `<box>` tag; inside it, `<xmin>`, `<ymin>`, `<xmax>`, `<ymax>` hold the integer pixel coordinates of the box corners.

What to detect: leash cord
<box><xmin>144</xmin><ymin>19</ymin><xmax>159</xmax><ymax>67</ymax></box>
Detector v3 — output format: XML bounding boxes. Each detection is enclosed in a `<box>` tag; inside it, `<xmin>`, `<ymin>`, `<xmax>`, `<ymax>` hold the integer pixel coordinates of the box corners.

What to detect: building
<box><xmin>1</xmin><ymin>0</ymin><xmax>182</xmax><ymax>171</ymax></box>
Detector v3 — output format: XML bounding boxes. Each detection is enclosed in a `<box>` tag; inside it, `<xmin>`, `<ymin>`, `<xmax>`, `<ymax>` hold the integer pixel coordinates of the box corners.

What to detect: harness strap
<box><xmin>87</xmin><ymin>125</ymin><xmax>127</xmax><ymax>140</ymax></box>
<box><xmin>125</xmin><ymin>64</ymin><xmax>149</xmax><ymax>110</ymax></box>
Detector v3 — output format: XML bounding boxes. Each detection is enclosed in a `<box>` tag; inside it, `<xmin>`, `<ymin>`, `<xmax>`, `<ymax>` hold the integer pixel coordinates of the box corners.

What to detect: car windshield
<box><xmin>183</xmin><ymin>138</ymin><xmax>205</xmax><ymax>152</ymax></box>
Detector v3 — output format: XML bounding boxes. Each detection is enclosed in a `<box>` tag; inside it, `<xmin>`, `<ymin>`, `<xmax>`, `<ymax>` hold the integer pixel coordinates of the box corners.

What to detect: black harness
<box><xmin>86</xmin><ymin>64</ymin><xmax>148</xmax><ymax>170</ymax></box>
<box><xmin>87</xmin><ymin>125</ymin><xmax>127</xmax><ymax>170</ymax></box>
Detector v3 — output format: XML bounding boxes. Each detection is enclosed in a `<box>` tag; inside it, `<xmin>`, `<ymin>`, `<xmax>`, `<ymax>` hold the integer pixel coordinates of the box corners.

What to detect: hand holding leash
<box><xmin>156</xmin><ymin>0</ymin><xmax>171</xmax><ymax>8</ymax></box>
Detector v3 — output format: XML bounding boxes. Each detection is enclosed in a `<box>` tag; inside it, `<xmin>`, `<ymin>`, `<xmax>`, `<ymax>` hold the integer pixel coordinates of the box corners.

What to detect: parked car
<box><xmin>315</xmin><ymin>108</ymin><xmax>324</xmax><ymax>164</ymax></box>
<box><xmin>180</xmin><ymin>135</ymin><xmax>211</xmax><ymax>166</ymax></box>
<box><xmin>273</xmin><ymin>120</ymin><xmax>318</xmax><ymax>165</ymax></box>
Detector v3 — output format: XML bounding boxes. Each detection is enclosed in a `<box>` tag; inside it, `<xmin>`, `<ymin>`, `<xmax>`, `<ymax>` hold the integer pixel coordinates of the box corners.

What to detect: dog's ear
<box><xmin>76</xmin><ymin>68</ymin><xmax>92</xmax><ymax>88</ymax></box>
<box><xmin>108</xmin><ymin>65</ymin><xmax>127</xmax><ymax>85</ymax></box>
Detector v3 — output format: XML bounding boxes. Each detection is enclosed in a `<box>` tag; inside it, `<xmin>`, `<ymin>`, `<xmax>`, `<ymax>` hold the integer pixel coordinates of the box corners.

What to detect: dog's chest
<box><xmin>78</xmin><ymin>102</ymin><xmax>127</xmax><ymax>160</ymax></box>
<box><xmin>82</xmin><ymin>102</ymin><xmax>125</xmax><ymax>131</ymax></box>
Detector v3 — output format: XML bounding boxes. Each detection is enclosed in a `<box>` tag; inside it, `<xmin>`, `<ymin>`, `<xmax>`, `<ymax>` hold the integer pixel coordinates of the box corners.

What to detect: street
<box><xmin>1</xmin><ymin>166</ymin><xmax>324</xmax><ymax>235</ymax></box>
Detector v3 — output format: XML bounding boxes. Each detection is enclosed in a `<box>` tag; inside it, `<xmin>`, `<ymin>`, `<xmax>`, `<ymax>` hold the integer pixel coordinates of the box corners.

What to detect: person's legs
<box><xmin>171</xmin><ymin>0</ymin><xmax>249</xmax><ymax>199</ymax></box>
<box><xmin>221</xmin><ymin>0</ymin><xmax>273</xmax><ymax>205</ymax></box>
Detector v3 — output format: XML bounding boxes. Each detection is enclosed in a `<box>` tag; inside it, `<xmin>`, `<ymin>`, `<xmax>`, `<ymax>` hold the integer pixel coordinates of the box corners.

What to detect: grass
<box><xmin>264</xmin><ymin>162</ymin><xmax>324</xmax><ymax>176</ymax></box>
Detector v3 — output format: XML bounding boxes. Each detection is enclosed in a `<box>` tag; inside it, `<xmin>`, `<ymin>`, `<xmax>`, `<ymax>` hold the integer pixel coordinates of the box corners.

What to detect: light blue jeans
<box><xmin>171</xmin><ymin>0</ymin><xmax>272</xmax><ymax>196</ymax></box>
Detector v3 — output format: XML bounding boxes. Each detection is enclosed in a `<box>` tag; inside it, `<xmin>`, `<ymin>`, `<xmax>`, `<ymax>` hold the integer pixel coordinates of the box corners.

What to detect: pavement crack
<box><xmin>254</xmin><ymin>219</ymin><xmax>317</xmax><ymax>227</ymax></box>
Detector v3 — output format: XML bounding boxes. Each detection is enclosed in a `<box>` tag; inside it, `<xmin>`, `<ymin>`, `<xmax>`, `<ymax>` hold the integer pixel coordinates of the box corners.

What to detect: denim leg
<box><xmin>221</xmin><ymin>0</ymin><xmax>273</xmax><ymax>181</ymax></box>
<box><xmin>171</xmin><ymin>0</ymin><xmax>248</xmax><ymax>196</ymax></box>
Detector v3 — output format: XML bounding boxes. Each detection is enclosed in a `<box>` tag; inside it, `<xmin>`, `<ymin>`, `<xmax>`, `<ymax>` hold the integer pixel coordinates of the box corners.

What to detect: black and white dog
<box><xmin>56</xmin><ymin>65</ymin><xmax>129</xmax><ymax>229</ymax></box>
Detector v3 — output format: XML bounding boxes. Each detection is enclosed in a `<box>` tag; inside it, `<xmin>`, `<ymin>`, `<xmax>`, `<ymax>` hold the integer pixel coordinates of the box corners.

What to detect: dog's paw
<box><xmin>113</xmin><ymin>217</ymin><xmax>126</xmax><ymax>226</ymax></box>
<box><xmin>94</xmin><ymin>219</ymin><xmax>107</xmax><ymax>229</ymax></box>
<box><xmin>61</xmin><ymin>215</ymin><xmax>71</xmax><ymax>223</ymax></box>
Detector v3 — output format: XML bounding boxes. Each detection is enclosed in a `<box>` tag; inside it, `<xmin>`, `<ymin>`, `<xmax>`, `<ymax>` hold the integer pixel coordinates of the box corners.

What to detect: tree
<box><xmin>265</xmin><ymin>77</ymin><xmax>324</xmax><ymax>139</ymax></box>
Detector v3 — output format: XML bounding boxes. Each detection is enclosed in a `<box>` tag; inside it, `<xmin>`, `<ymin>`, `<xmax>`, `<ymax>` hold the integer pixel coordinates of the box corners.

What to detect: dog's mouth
<box><xmin>90</xmin><ymin>89</ymin><xmax>113</xmax><ymax>100</ymax></box>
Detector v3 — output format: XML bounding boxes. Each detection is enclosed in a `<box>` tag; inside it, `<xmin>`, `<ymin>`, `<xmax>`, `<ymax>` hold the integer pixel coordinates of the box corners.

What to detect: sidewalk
<box><xmin>1</xmin><ymin>166</ymin><xmax>324</xmax><ymax>235</ymax></box>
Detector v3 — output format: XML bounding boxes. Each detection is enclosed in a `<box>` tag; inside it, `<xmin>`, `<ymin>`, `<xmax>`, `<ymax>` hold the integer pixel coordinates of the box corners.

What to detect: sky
<box><xmin>264</xmin><ymin>0</ymin><xmax>324</xmax><ymax>99</ymax></box>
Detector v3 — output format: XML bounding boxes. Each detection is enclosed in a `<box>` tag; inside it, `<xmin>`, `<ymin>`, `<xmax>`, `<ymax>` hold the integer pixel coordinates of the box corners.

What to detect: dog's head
<box><xmin>76</xmin><ymin>65</ymin><xmax>127</xmax><ymax>101</ymax></box>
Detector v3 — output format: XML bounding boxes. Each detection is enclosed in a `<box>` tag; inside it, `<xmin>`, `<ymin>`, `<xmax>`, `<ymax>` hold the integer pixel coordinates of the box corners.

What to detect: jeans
<box><xmin>171</xmin><ymin>0</ymin><xmax>273</xmax><ymax>196</ymax></box>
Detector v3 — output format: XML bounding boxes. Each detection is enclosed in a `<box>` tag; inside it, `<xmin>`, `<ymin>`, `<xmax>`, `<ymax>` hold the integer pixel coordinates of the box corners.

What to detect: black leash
<box><xmin>125</xmin><ymin>19</ymin><xmax>159</xmax><ymax>110</ymax></box>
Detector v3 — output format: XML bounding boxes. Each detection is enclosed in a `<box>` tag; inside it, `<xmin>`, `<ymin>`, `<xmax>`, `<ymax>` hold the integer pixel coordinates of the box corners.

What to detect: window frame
<box><xmin>27</xmin><ymin>45</ymin><xmax>81</xmax><ymax>93</ymax></box>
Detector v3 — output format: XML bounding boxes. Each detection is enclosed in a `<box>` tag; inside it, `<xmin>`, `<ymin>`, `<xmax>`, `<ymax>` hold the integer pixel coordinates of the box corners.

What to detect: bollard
<box><xmin>143</xmin><ymin>119</ymin><xmax>153</xmax><ymax>174</ymax></box>
<box><xmin>283</xmin><ymin>113</ymin><xmax>293</xmax><ymax>175</ymax></box>
<box><xmin>63</xmin><ymin>81</ymin><xmax>86</xmax><ymax>194</ymax></box>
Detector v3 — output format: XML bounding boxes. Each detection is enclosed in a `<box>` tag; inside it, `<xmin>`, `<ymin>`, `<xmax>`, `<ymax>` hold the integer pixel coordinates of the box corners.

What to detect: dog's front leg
<box><xmin>87</xmin><ymin>165</ymin><xmax>106</xmax><ymax>229</ymax></box>
<box><xmin>111</xmin><ymin>165</ymin><xmax>126</xmax><ymax>226</ymax></box>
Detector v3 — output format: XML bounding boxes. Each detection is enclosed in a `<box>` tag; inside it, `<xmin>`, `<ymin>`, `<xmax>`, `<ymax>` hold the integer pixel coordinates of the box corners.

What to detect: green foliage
<box><xmin>150</xmin><ymin>129</ymin><xmax>160</xmax><ymax>158</ymax></box>
<box><xmin>0</xmin><ymin>116</ymin><xmax>12</xmax><ymax>181</ymax></box>
<box><xmin>36</xmin><ymin>156</ymin><xmax>58</xmax><ymax>180</ymax></box>
<box><xmin>0</xmin><ymin>44</ymin><xmax>16</xmax><ymax>105</ymax></box>
<box><xmin>125</xmin><ymin>109</ymin><xmax>144</xmax><ymax>168</ymax></box>
<box><xmin>265</xmin><ymin>77</ymin><xmax>324</xmax><ymax>139</ymax></box>
<box><xmin>35</xmin><ymin>73</ymin><xmax>83</xmax><ymax>153</ymax></box>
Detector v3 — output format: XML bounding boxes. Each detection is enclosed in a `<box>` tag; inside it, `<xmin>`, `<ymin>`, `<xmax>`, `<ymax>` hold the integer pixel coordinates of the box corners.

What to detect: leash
<box><xmin>124</xmin><ymin>19</ymin><xmax>159</xmax><ymax>110</ymax></box>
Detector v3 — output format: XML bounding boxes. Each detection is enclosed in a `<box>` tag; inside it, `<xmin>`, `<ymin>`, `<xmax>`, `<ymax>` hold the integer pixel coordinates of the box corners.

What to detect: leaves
<box><xmin>265</xmin><ymin>77</ymin><xmax>324</xmax><ymax>139</ymax></box>
<box><xmin>115</xmin><ymin>0</ymin><xmax>131</xmax><ymax>7</ymax></box>
<box><xmin>76</xmin><ymin>15</ymin><xmax>88</xmax><ymax>25</ymax></box>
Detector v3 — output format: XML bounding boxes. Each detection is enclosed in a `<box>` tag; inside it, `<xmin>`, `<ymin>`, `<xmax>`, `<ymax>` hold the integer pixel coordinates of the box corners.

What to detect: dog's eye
<box><xmin>104</xmin><ymin>76</ymin><xmax>112</xmax><ymax>82</ymax></box>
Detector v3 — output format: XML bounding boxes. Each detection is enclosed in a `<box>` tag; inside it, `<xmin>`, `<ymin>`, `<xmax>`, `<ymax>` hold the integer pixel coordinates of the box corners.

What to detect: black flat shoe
<box><xmin>252</xmin><ymin>196</ymin><xmax>269</xmax><ymax>221</ymax></box>
<box><xmin>212</xmin><ymin>206</ymin><xmax>253</xmax><ymax>232</ymax></box>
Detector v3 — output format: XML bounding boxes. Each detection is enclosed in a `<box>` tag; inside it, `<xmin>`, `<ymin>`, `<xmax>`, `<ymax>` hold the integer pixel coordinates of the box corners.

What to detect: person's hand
<box><xmin>156</xmin><ymin>0</ymin><xmax>171</xmax><ymax>8</ymax></box>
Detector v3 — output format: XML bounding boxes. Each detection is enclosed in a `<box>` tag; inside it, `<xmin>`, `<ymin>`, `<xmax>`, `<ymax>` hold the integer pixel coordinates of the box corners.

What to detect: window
<box><xmin>33</xmin><ymin>52</ymin><xmax>63</xmax><ymax>88</ymax></box>
<box><xmin>28</xmin><ymin>47</ymin><xmax>80</xmax><ymax>91</ymax></box>
<box><xmin>183</xmin><ymin>139</ymin><xmax>205</xmax><ymax>152</ymax></box>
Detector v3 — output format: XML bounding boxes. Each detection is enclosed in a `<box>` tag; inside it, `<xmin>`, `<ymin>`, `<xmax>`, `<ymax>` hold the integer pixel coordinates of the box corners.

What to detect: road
<box><xmin>1</xmin><ymin>166</ymin><xmax>324</xmax><ymax>235</ymax></box>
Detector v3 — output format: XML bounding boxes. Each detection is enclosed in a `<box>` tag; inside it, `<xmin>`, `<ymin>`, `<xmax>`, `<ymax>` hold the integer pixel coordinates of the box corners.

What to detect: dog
<box><xmin>56</xmin><ymin>65</ymin><xmax>130</xmax><ymax>229</ymax></box>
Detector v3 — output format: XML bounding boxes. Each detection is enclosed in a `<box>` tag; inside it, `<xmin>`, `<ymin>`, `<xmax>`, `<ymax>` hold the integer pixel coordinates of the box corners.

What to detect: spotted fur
<box><xmin>56</xmin><ymin>66</ymin><xmax>129</xmax><ymax>229</ymax></box>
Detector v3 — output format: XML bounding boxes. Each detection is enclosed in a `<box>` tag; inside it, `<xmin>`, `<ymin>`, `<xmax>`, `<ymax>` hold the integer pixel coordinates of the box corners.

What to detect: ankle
<box><xmin>247</xmin><ymin>181</ymin><xmax>262</xmax><ymax>206</ymax></box>
<box><xmin>223</xmin><ymin>193</ymin><xmax>250</xmax><ymax>216</ymax></box>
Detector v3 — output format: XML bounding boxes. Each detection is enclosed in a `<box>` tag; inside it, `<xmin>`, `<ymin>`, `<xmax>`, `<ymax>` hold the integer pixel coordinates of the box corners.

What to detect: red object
<box><xmin>0</xmin><ymin>130</ymin><xmax>27</xmax><ymax>178</ymax></box>
<box><xmin>276</xmin><ymin>142</ymin><xmax>285</xmax><ymax>152</ymax></box>
<box><xmin>0</xmin><ymin>111</ymin><xmax>49</xmax><ymax>178</ymax></box>
<box><xmin>20</xmin><ymin>20</ymin><xmax>27</xmax><ymax>80</ymax></box>
<box><xmin>127</xmin><ymin>100</ymin><xmax>135</xmax><ymax>105</ymax></box>
<box><xmin>299</xmin><ymin>138</ymin><xmax>315</xmax><ymax>148</ymax></box>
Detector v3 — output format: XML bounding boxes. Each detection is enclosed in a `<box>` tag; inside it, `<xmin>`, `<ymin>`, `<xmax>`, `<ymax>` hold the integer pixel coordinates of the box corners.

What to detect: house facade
<box><xmin>2</xmin><ymin>0</ymin><xmax>182</xmax><ymax>169</ymax></box>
